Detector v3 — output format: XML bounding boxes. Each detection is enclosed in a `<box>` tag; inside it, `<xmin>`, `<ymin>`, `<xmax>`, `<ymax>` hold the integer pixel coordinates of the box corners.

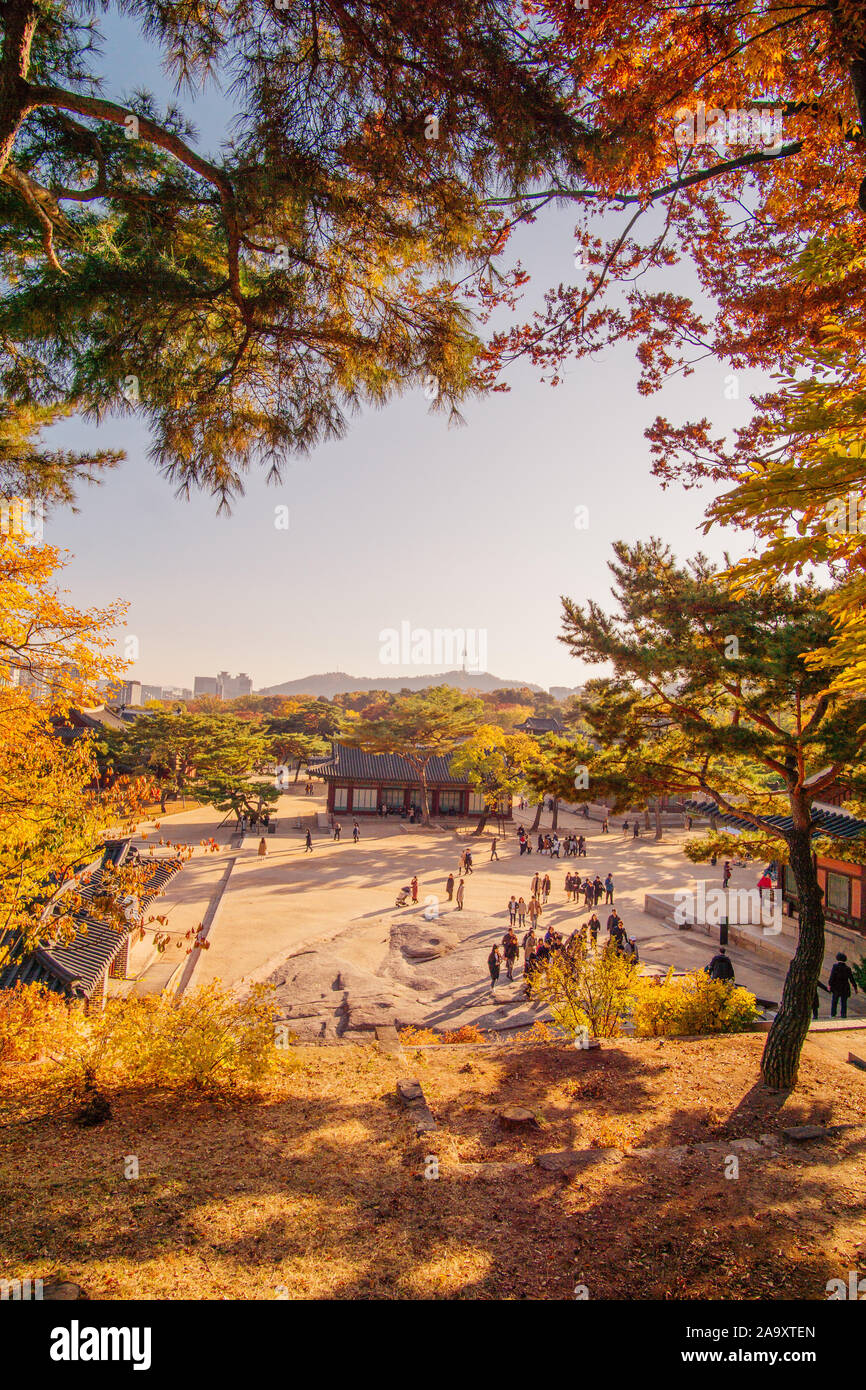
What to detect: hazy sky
<box><xmin>42</xmin><ymin>9</ymin><xmax>764</xmax><ymax>693</ymax></box>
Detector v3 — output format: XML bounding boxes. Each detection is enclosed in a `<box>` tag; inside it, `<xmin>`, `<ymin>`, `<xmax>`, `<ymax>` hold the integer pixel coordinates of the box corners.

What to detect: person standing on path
<box><xmin>528</xmin><ymin>895</ymin><xmax>542</xmax><ymax>931</ymax></box>
<box><xmin>352</xmin><ymin>820</ymin><xmax>360</xmax><ymax>842</ymax></box>
<box><xmin>258</xmin><ymin>837</ymin><xmax>267</xmax><ymax>857</ymax></box>
<box><xmin>531</xmin><ymin>872</ymin><xmax>541</xmax><ymax>899</ymax></box>
<box><xmin>304</xmin><ymin>829</ymin><xmax>313</xmax><ymax>853</ymax></box>
<box><xmin>632</xmin><ymin>822</ymin><xmax>640</xmax><ymax>839</ymax></box>
<box><xmin>577</xmin><ymin>835</ymin><xmax>586</xmax><ymax>857</ymax></box>
<box><xmin>522</xmin><ymin>926</ymin><xmax>537</xmax><ymax>959</ymax></box>
<box><xmin>446</xmin><ymin>872</ymin><xmax>455</xmax><ymax>901</ymax></box>
<box><xmin>828</xmin><ymin>953</ymin><xmax>859</xmax><ymax>1018</ymax></box>
<box><xmin>604</xmin><ymin>873</ymin><xmax>614</xmax><ymax>904</ymax></box>
<box><xmin>411</xmin><ymin>876</ymin><xmax>419</xmax><ymax>904</ymax></box>
<box><xmin>706</xmin><ymin>947</ymin><xmax>735</xmax><ymax>983</ymax></box>
<box><xmin>333</xmin><ymin>821</ymin><xmax>342</xmax><ymax>842</ymax></box>
<box><xmin>541</xmin><ymin>872</ymin><xmax>551</xmax><ymax>904</ymax></box>
<box><xmin>487</xmin><ymin>943</ymin><xmax>501</xmax><ymax>988</ymax></box>
<box><xmin>722</xmin><ymin>860</ymin><xmax>732</xmax><ymax>888</ymax></box>
<box><xmin>593</xmin><ymin>875</ymin><xmax>604</xmax><ymax>906</ymax></box>
<box><xmin>602</xmin><ymin>817</ymin><xmax>609</xmax><ymax>833</ymax></box>
<box><xmin>508</xmin><ymin>895</ymin><xmax>518</xmax><ymax>926</ymax></box>
<box><xmin>517</xmin><ymin>896</ymin><xmax>527</xmax><ymax>928</ymax></box>
<box><xmin>502</xmin><ymin>928</ymin><xmax>520</xmax><ymax>981</ymax></box>
<box><xmin>490</xmin><ymin>837</ymin><xmax>499</xmax><ymax>861</ymax></box>
<box><xmin>456</xmin><ymin>878</ymin><xmax>465</xmax><ymax>910</ymax></box>
<box><xmin>464</xmin><ymin>849</ymin><xmax>473</xmax><ymax>874</ymax></box>
<box><xmin>588</xmin><ymin>914</ymin><xmax>600</xmax><ymax>948</ymax></box>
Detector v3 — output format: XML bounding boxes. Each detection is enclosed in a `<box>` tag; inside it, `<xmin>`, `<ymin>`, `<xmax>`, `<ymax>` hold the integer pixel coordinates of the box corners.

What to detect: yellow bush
<box><xmin>61</xmin><ymin>982</ymin><xmax>284</xmax><ymax>1092</ymax></box>
<box><xmin>0</xmin><ymin>982</ymin><xmax>82</xmax><ymax>1063</ymax></box>
<box><xmin>441</xmin><ymin>1025</ymin><xmax>486</xmax><ymax>1044</ymax></box>
<box><xmin>398</xmin><ymin>1025</ymin><xmax>440</xmax><ymax>1046</ymax></box>
<box><xmin>530</xmin><ymin>944</ymin><xmax>639</xmax><ymax>1039</ymax></box>
<box><xmin>630</xmin><ymin>969</ymin><xmax>759</xmax><ymax>1037</ymax></box>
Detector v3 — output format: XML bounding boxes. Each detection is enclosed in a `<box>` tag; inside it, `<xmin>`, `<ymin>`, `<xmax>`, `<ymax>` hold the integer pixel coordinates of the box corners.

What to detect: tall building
<box><xmin>194</xmin><ymin>675</ymin><xmax>219</xmax><ymax>697</ymax></box>
<box><xmin>217</xmin><ymin>671</ymin><xmax>253</xmax><ymax>700</ymax></box>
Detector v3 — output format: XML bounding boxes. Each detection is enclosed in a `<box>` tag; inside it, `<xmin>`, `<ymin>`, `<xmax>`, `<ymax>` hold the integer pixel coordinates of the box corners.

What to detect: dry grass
<box><xmin>0</xmin><ymin>1034</ymin><xmax>864</xmax><ymax>1300</ymax></box>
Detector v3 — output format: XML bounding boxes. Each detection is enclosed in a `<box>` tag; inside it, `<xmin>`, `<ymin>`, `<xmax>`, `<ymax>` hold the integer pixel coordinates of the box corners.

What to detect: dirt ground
<box><xmin>0</xmin><ymin>1033</ymin><xmax>864</xmax><ymax>1300</ymax></box>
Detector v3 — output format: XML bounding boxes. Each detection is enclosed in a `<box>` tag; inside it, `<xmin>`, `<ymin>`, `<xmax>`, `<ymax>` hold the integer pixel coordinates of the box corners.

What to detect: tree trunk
<box><xmin>420</xmin><ymin>772</ymin><xmax>430</xmax><ymax>825</ymax></box>
<box><xmin>552</xmin><ymin>797</ymin><xmax>559</xmax><ymax>830</ymax></box>
<box><xmin>473</xmin><ymin>810</ymin><xmax>488</xmax><ymax>835</ymax></box>
<box><xmin>760</xmin><ymin>824</ymin><xmax>824</xmax><ymax>1089</ymax></box>
<box><xmin>530</xmin><ymin>800</ymin><xmax>543</xmax><ymax>831</ymax></box>
<box><xmin>293</xmin><ymin>759</ymin><xmax>301</xmax><ymax>783</ymax></box>
<box><xmin>653</xmin><ymin>800</ymin><xmax>663</xmax><ymax>841</ymax></box>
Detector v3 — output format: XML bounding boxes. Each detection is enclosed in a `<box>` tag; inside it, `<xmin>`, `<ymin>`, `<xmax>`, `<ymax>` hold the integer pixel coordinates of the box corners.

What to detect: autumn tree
<box><xmin>449</xmin><ymin>724</ymin><xmax>536</xmax><ymax>832</ymax></box>
<box><xmin>561</xmin><ymin>538</ymin><xmax>866</xmax><ymax>1091</ymax></box>
<box><xmin>0</xmin><ymin>531</ymin><xmax>143</xmax><ymax>965</ymax></box>
<box><xmin>343</xmin><ymin>686</ymin><xmax>482</xmax><ymax>823</ymax></box>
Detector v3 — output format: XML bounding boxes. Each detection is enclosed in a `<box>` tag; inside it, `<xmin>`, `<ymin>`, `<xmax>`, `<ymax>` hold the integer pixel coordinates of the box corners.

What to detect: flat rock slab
<box><xmin>375</xmin><ymin>1025</ymin><xmax>403</xmax><ymax>1054</ymax></box>
<box><xmin>396</xmin><ymin>1078</ymin><xmax>437</xmax><ymax>1134</ymax></box>
<box><xmin>391</xmin><ymin>923</ymin><xmax>460</xmax><ymax>962</ymax></box>
<box><xmin>536</xmin><ymin>1147</ymin><xmax>623</xmax><ymax>1173</ymax></box>
<box><xmin>782</xmin><ymin>1124</ymin><xmax>831</xmax><ymax>1142</ymax></box>
<box><xmin>848</xmin><ymin>1052</ymin><xmax>866</xmax><ymax>1072</ymax></box>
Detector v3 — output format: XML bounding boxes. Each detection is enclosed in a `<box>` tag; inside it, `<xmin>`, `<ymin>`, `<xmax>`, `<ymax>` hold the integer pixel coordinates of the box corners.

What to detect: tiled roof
<box><xmin>0</xmin><ymin>840</ymin><xmax>182</xmax><ymax>999</ymax></box>
<box><xmin>309</xmin><ymin>743</ymin><xmax>470</xmax><ymax>785</ymax></box>
<box><xmin>516</xmin><ymin>716</ymin><xmax>565</xmax><ymax>734</ymax></box>
<box><xmin>683</xmin><ymin>799</ymin><xmax>866</xmax><ymax>841</ymax></box>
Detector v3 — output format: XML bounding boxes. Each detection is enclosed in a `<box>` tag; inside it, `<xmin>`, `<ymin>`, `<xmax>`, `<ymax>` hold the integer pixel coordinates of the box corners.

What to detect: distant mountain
<box><xmin>256</xmin><ymin>670</ymin><xmax>545</xmax><ymax>698</ymax></box>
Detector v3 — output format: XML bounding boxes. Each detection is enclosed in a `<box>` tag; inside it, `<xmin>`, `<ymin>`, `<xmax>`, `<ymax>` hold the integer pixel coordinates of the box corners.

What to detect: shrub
<box><xmin>529</xmin><ymin>943</ymin><xmax>639</xmax><ymax>1039</ymax></box>
<box><xmin>398</xmin><ymin>1025</ymin><xmax>440</xmax><ymax>1046</ymax></box>
<box><xmin>853</xmin><ymin>956</ymin><xmax>866</xmax><ymax>992</ymax></box>
<box><xmin>0</xmin><ymin>983</ymin><xmax>82</xmax><ymax>1063</ymax></box>
<box><xmin>441</xmin><ymin>1025</ymin><xmax>486</xmax><ymax>1044</ymax></box>
<box><xmin>60</xmin><ymin>982</ymin><xmax>284</xmax><ymax>1092</ymax></box>
<box><xmin>630</xmin><ymin>968</ymin><xmax>759</xmax><ymax>1037</ymax></box>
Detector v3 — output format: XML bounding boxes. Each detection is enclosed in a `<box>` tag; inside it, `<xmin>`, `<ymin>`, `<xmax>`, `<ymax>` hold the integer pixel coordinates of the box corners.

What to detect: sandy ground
<box><xmin>128</xmin><ymin>787</ymin><xmax>866</xmax><ymax>1036</ymax></box>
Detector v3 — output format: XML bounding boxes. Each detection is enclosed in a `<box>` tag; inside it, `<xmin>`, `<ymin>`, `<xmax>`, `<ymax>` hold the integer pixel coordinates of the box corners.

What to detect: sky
<box><xmin>40</xmin><ymin>8</ymin><xmax>766</xmax><ymax>694</ymax></box>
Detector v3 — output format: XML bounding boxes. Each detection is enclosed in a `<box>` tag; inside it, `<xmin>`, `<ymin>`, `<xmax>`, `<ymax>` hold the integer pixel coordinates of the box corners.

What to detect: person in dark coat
<box><xmin>706</xmin><ymin>947</ymin><xmax>735</xmax><ymax>983</ymax></box>
<box><xmin>828</xmin><ymin>953</ymin><xmax>859</xmax><ymax>1019</ymax></box>
<box><xmin>488</xmin><ymin>943</ymin><xmax>502</xmax><ymax>988</ymax></box>
<box><xmin>502</xmin><ymin>928</ymin><xmax>520</xmax><ymax>981</ymax></box>
<box><xmin>445</xmin><ymin>872</ymin><xmax>455</xmax><ymax>900</ymax></box>
<box><xmin>304</xmin><ymin>829</ymin><xmax>313</xmax><ymax>852</ymax></box>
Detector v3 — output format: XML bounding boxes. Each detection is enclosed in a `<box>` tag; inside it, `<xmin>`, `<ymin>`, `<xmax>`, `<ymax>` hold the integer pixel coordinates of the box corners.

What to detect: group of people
<box><xmin>488</xmin><ymin>910</ymin><xmax>638</xmax><ymax>993</ymax></box>
<box><xmin>516</xmin><ymin>826</ymin><xmax>588</xmax><ymax>858</ymax></box>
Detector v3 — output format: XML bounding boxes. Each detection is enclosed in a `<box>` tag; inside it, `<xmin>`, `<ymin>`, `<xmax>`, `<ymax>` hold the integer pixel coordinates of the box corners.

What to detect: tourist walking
<box><xmin>588</xmin><ymin>913</ymin><xmax>600</xmax><ymax>948</ymax></box>
<box><xmin>456</xmin><ymin>878</ymin><xmax>465</xmax><ymax>910</ymax></box>
<box><xmin>531</xmin><ymin>872</ymin><xmax>541</xmax><ymax>899</ymax></box>
<box><xmin>258</xmin><ymin>837</ymin><xmax>267</xmax><ymax>857</ymax></box>
<box><xmin>528</xmin><ymin>895</ymin><xmax>542</xmax><ymax>930</ymax></box>
<box><xmin>517</xmin><ymin>896</ymin><xmax>527</xmax><ymax>928</ymax></box>
<box><xmin>446</xmin><ymin>872</ymin><xmax>455</xmax><ymax>901</ymax></box>
<box><xmin>604</xmin><ymin>873</ymin><xmax>614</xmax><ymax>904</ymax></box>
<box><xmin>490</xmin><ymin>836</ymin><xmax>499</xmax><ymax>861</ymax></box>
<box><xmin>522</xmin><ymin>927</ymin><xmax>537</xmax><ymax>958</ymax></box>
<box><xmin>577</xmin><ymin>835</ymin><xmax>586</xmax><ymax>857</ymax></box>
<box><xmin>465</xmin><ymin>849</ymin><xmax>474</xmax><ymax>874</ymax></box>
<box><xmin>352</xmin><ymin>820</ymin><xmax>360</xmax><ymax>842</ymax></box>
<box><xmin>633</xmin><ymin>821</ymin><xmax>640</xmax><ymax>838</ymax></box>
<box><xmin>601</xmin><ymin>817</ymin><xmax>609</xmax><ymax>833</ymax></box>
<box><xmin>304</xmin><ymin>829</ymin><xmax>313</xmax><ymax>853</ymax></box>
<box><xmin>508</xmin><ymin>895</ymin><xmax>518</xmax><ymax>925</ymax></box>
<box><xmin>487</xmin><ymin>943</ymin><xmax>501</xmax><ymax>988</ymax></box>
<box><xmin>333</xmin><ymin>821</ymin><xmax>342</xmax><ymax>842</ymax></box>
<box><xmin>411</xmin><ymin>876</ymin><xmax>419</xmax><ymax>904</ymax></box>
<box><xmin>722</xmin><ymin>860</ymin><xmax>732</xmax><ymax>888</ymax></box>
<box><xmin>706</xmin><ymin>947</ymin><xmax>735</xmax><ymax>983</ymax></box>
<box><xmin>829</xmin><ymin>953</ymin><xmax>859</xmax><ymax>1018</ymax></box>
<box><xmin>593</xmin><ymin>875</ymin><xmax>604</xmax><ymax>906</ymax></box>
<box><xmin>502</xmin><ymin>928</ymin><xmax>520</xmax><ymax>981</ymax></box>
<box><xmin>541</xmin><ymin>872</ymin><xmax>551</xmax><ymax>904</ymax></box>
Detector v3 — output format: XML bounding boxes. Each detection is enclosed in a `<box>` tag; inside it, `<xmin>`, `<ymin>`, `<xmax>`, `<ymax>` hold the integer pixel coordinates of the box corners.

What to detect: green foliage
<box><xmin>631</xmin><ymin>969</ymin><xmax>759</xmax><ymax>1037</ymax></box>
<box><xmin>853</xmin><ymin>957</ymin><xmax>866</xmax><ymax>992</ymax></box>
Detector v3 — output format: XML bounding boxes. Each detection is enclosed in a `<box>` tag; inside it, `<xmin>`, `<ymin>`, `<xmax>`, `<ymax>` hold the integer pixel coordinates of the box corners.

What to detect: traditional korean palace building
<box><xmin>309</xmin><ymin>743</ymin><xmax>512</xmax><ymax>819</ymax></box>
<box><xmin>685</xmin><ymin>791</ymin><xmax>866</xmax><ymax>938</ymax></box>
<box><xmin>0</xmin><ymin>838</ymin><xmax>182</xmax><ymax>1007</ymax></box>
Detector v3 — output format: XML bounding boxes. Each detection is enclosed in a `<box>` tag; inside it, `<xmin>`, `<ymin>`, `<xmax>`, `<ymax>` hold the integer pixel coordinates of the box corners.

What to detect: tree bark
<box><xmin>552</xmin><ymin>797</ymin><xmax>559</xmax><ymax>830</ymax></box>
<box><xmin>653</xmin><ymin>799</ymin><xmax>663</xmax><ymax>841</ymax></box>
<box><xmin>760</xmin><ymin>823</ymin><xmax>824</xmax><ymax>1089</ymax></box>
<box><xmin>0</xmin><ymin>2</ymin><xmax>38</xmax><ymax>176</ymax></box>
<box><xmin>530</xmin><ymin>800</ymin><xmax>543</xmax><ymax>831</ymax></box>
<box><xmin>473</xmin><ymin>811</ymin><xmax>488</xmax><ymax>835</ymax></box>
